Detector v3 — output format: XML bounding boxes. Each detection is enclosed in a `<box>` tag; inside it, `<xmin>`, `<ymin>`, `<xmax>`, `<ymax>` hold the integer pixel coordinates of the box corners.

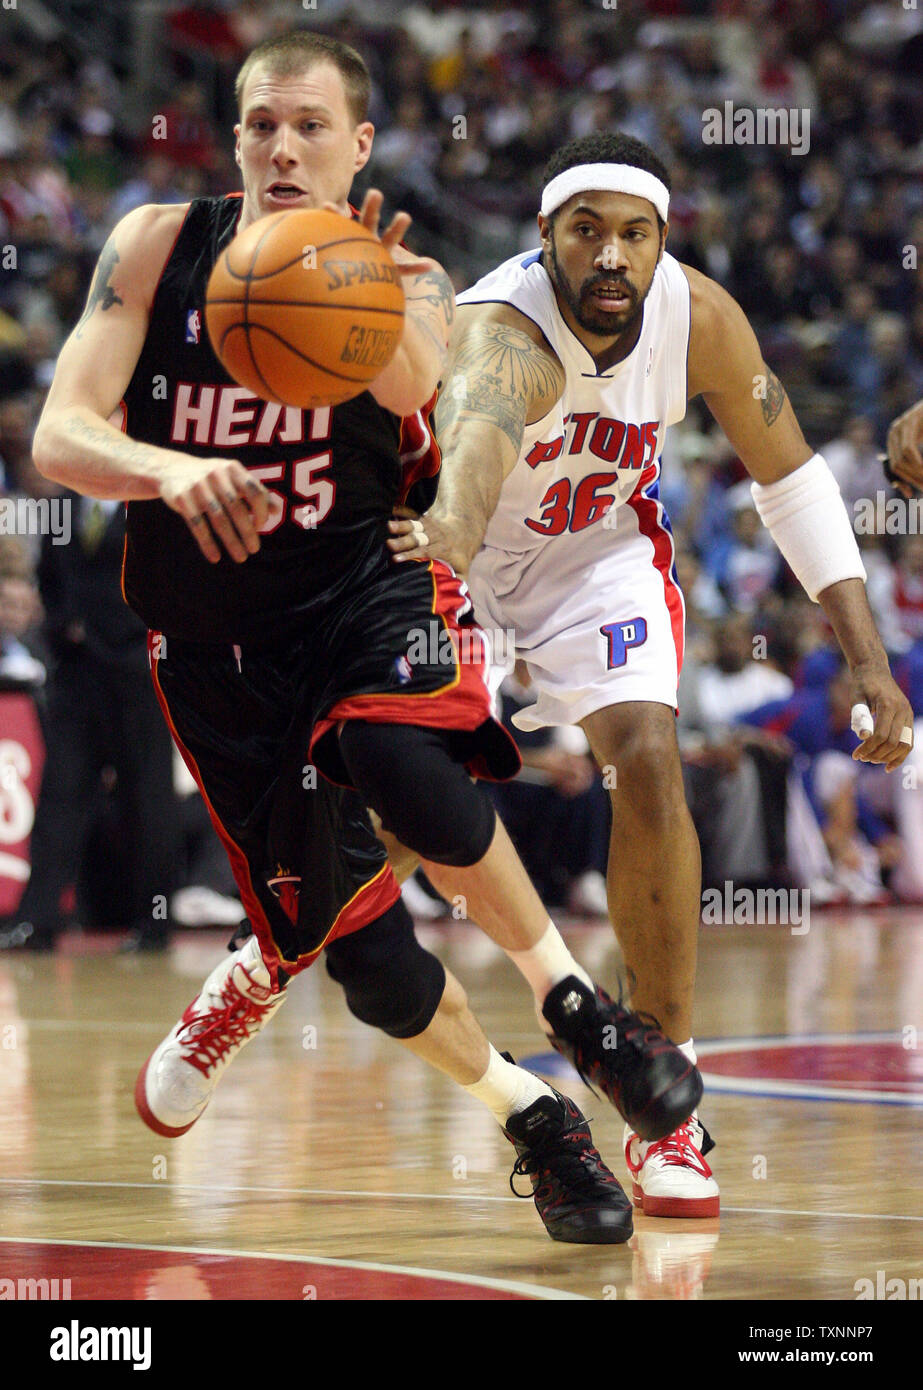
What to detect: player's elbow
<box><xmin>31</xmin><ymin>418</ymin><xmax>64</xmax><ymax>483</ymax></box>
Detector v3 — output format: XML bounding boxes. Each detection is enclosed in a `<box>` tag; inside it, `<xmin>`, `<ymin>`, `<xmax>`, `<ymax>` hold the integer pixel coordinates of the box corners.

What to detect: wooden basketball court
<box><xmin>1</xmin><ymin>909</ymin><xmax>921</xmax><ymax>1303</ymax></box>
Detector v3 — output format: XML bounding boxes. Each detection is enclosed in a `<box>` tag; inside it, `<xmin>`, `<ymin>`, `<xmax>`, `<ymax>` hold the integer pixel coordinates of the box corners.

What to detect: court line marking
<box><xmin>696</xmin><ymin>1031</ymin><xmax>923</xmax><ymax>1107</ymax></box>
<box><xmin>0</xmin><ymin>1177</ymin><xmax>521</xmax><ymax>1203</ymax></box>
<box><xmin>0</xmin><ymin>1235</ymin><xmax>585</xmax><ymax>1301</ymax></box>
<box><xmin>524</xmin><ymin>1031</ymin><xmax>923</xmax><ymax>1108</ymax></box>
<box><xmin>698</xmin><ymin>1075</ymin><xmax>923</xmax><ymax>1106</ymax></box>
<box><xmin>719</xmin><ymin>1206</ymin><xmax>923</xmax><ymax>1223</ymax></box>
<box><xmin>1</xmin><ymin>1177</ymin><xmax>921</xmax><ymax>1223</ymax></box>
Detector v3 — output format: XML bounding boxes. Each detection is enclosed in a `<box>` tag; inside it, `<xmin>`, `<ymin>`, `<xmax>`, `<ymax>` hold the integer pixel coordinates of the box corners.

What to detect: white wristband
<box><xmin>750</xmin><ymin>454</ymin><xmax>866</xmax><ymax>602</ymax></box>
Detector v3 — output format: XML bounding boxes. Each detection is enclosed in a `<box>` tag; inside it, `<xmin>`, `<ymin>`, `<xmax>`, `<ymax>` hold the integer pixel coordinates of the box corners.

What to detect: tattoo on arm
<box><xmin>761</xmin><ymin>367</ymin><xmax>786</xmax><ymax>427</ymax></box>
<box><xmin>435</xmin><ymin>322</ymin><xmax>564</xmax><ymax>453</ymax></box>
<box><xmin>404</xmin><ymin>267</ymin><xmax>456</xmax><ymax>359</ymax></box>
<box><xmin>74</xmin><ymin>237</ymin><xmax>124</xmax><ymax>339</ymax></box>
<box><xmin>66</xmin><ymin>413</ymin><xmax>163</xmax><ymax>478</ymax></box>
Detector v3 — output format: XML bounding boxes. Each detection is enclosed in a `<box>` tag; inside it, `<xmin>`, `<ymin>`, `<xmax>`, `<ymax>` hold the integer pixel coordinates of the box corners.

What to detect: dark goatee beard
<box><xmin>548</xmin><ymin>240</ymin><xmax>647</xmax><ymax>337</ymax></box>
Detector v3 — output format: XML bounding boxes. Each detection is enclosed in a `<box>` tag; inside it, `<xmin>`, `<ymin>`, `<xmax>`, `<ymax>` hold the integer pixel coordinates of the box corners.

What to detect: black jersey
<box><xmin>121</xmin><ymin>194</ymin><xmax>440</xmax><ymax>644</ymax></box>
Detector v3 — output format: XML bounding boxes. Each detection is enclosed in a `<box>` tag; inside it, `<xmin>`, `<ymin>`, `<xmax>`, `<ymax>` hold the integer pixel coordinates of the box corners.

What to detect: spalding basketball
<box><xmin>205</xmin><ymin>208</ymin><xmax>405</xmax><ymax>409</ymax></box>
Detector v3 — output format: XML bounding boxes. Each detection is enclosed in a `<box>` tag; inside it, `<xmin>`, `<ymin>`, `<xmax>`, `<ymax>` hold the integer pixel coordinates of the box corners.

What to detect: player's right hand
<box><xmin>158</xmin><ymin>458</ymin><xmax>271</xmax><ymax>564</ymax></box>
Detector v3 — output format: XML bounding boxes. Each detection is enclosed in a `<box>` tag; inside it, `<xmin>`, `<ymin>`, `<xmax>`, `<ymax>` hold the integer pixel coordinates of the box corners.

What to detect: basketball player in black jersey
<box><xmin>32</xmin><ymin>31</ymin><xmax>700</xmax><ymax>1244</ymax></box>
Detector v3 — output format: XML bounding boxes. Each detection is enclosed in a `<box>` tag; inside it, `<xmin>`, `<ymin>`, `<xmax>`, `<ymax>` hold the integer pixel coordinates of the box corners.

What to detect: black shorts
<box><xmin>150</xmin><ymin>558</ymin><xmax>519</xmax><ymax>982</ymax></box>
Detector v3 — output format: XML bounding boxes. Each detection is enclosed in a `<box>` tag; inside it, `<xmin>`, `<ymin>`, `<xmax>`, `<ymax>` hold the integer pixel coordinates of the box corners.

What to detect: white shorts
<box><xmin>467</xmin><ymin>493</ymin><xmax>685</xmax><ymax>731</ymax></box>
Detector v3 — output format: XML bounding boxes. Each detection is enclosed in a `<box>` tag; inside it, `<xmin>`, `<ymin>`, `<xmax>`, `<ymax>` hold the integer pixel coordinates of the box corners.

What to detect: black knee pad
<box><xmin>337</xmin><ymin>721</ymin><xmax>496</xmax><ymax>868</ymax></box>
<box><xmin>324</xmin><ymin>898</ymin><xmax>445</xmax><ymax>1038</ymax></box>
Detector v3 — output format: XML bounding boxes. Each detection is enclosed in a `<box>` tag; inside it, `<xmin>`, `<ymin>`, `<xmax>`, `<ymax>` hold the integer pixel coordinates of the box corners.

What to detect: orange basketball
<box><xmin>205</xmin><ymin>208</ymin><xmax>405</xmax><ymax>409</ymax></box>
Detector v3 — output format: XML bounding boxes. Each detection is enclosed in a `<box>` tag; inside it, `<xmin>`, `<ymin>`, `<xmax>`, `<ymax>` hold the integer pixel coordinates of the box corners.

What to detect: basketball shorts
<box><xmin>150</xmin><ymin>558</ymin><xmax>519</xmax><ymax>983</ymax></box>
<box><xmin>467</xmin><ymin>490</ymin><xmax>685</xmax><ymax>732</ymax></box>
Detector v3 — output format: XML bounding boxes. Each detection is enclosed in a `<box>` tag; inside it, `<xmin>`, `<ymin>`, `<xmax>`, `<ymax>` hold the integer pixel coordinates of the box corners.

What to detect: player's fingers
<box><xmin>188</xmin><ymin>484</ymin><xmax>249</xmax><ymax>564</ymax></box>
<box><xmin>885</xmin><ymin>731</ymin><xmax>913</xmax><ymax>774</ymax></box>
<box><xmin>202</xmin><ymin>494</ymin><xmax>251</xmax><ymax>564</ymax></box>
<box><xmin>360</xmin><ymin>188</ymin><xmax>384</xmax><ymax>237</ymax></box>
<box><xmin>380</xmin><ymin>210</ymin><xmax>412</xmax><ymax>250</ymax></box>
<box><xmin>391</xmin><ymin>505</ymin><xmax>420</xmax><ymax>520</ymax></box>
<box><xmin>871</xmin><ymin>710</ymin><xmax>914</xmax><ymax>770</ymax></box>
<box><xmin>225</xmin><ymin>466</ymin><xmax>271</xmax><ymax>531</ymax></box>
<box><xmin>219</xmin><ymin>492</ymin><xmax>264</xmax><ymax>555</ymax></box>
<box><xmin>852</xmin><ymin>703</ymin><xmax>912</xmax><ymax>766</ymax></box>
<box><xmin>387</xmin><ymin>525</ymin><xmax>427</xmax><ymax>554</ymax></box>
<box><xmin>183</xmin><ymin>508</ymin><xmax>222</xmax><ymax>565</ymax></box>
<box><xmin>387</xmin><ymin>534</ymin><xmax>419</xmax><ymax>554</ymax></box>
<box><xmin>395</xmin><ymin>256</ymin><xmax>435</xmax><ymax>277</ymax></box>
<box><xmin>242</xmin><ymin>477</ymin><xmax>271</xmax><ymax>528</ymax></box>
<box><xmin>390</xmin><ymin>520</ymin><xmax>430</xmax><ymax>561</ymax></box>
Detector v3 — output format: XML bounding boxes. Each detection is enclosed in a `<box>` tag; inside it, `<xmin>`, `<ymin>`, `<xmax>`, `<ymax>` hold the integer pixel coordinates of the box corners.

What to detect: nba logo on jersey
<box><xmin>185</xmin><ymin>309</ymin><xmax>201</xmax><ymax>344</ymax></box>
<box><xmin>394</xmin><ymin>654</ymin><xmax>413</xmax><ymax>684</ymax></box>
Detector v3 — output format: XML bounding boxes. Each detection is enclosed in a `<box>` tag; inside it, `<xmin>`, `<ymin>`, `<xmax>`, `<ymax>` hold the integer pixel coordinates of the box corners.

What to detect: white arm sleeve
<box><xmin>750</xmin><ymin>453</ymin><xmax>866</xmax><ymax>602</ymax></box>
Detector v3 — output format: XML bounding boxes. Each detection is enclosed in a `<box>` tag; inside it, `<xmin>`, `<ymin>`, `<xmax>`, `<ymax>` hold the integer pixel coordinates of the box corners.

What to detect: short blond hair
<box><xmin>235</xmin><ymin>31</ymin><xmax>371</xmax><ymax>126</ymax></box>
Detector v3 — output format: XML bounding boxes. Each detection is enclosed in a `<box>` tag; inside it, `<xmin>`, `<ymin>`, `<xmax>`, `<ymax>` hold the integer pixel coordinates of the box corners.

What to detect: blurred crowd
<box><xmin>2</xmin><ymin>0</ymin><xmax>923</xmax><ymax>931</ymax></box>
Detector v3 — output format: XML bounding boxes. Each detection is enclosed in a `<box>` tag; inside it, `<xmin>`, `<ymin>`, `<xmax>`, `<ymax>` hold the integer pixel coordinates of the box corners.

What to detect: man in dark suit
<box><xmin>0</xmin><ymin>491</ymin><xmax>180</xmax><ymax>950</ymax></box>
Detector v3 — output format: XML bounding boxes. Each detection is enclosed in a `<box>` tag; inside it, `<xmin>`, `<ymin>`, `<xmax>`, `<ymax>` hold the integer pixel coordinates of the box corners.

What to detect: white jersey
<box><xmin>457</xmin><ymin>248</ymin><xmax>690</xmax><ymax>557</ymax></box>
<box><xmin>456</xmin><ymin>248</ymin><xmax>692</xmax><ymax>730</ymax></box>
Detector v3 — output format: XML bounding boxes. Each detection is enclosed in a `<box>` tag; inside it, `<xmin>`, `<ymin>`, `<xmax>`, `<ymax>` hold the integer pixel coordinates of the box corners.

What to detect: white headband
<box><xmin>540</xmin><ymin>162</ymin><xmax>669</xmax><ymax>224</ymax></box>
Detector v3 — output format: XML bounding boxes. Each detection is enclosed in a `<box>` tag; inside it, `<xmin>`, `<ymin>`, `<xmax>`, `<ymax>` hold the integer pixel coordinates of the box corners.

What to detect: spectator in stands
<box><xmin>742</xmin><ymin>665</ymin><xmax>913</xmax><ymax>903</ymax></box>
<box><xmin>824</xmin><ymin>413</ymin><xmax>887</xmax><ymax>514</ymax></box>
<box><xmin>719</xmin><ymin>496</ymin><xmax>781</xmax><ymax>615</ymax></box>
<box><xmin>0</xmin><ymin>496</ymin><xmax>180</xmax><ymax>952</ymax></box>
<box><xmin>678</xmin><ymin>615</ymin><xmax>795</xmax><ymax>892</ymax></box>
<box><xmin>0</xmin><ymin>556</ymin><xmax>44</xmax><ymax>691</ymax></box>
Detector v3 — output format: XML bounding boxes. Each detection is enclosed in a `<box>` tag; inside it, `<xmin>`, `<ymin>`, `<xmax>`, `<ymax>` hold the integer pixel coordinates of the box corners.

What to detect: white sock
<box><xmin>462</xmin><ymin>1044</ymin><xmax>556</xmax><ymax>1126</ymax></box>
<box><xmin>506</xmin><ymin>921</ymin><xmax>594</xmax><ymax>1035</ymax></box>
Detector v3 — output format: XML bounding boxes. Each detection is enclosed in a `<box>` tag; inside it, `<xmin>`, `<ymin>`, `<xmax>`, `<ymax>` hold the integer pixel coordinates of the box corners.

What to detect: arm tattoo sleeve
<box><xmin>435</xmin><ymin>322</ymin><xmax>564</xmax><ymax>453</ymax></box>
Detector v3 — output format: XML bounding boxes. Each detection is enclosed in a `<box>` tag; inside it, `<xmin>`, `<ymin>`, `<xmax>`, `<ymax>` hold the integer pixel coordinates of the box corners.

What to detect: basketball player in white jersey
<box><xmin>389</xmin><ymin>132</ymin><xmax>915</xmax><ymax>1217</ymax></box>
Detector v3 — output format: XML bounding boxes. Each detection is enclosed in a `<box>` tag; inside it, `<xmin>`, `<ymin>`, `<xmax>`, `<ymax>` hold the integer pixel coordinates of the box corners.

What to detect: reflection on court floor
<box><xmin>0</xmin><ymin>910</ymin><xmax>920</xmax><ymax>1300</ymax></box>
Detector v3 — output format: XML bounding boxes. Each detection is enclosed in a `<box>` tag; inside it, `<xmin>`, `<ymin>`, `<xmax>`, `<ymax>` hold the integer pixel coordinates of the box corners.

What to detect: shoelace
<box><xmin>626</xmin><ymin>1120</ymin><xmax>713</xmax><ymax>1178</ymax></box>
<box><xmin>509</xmin><ymin>1119</ymin><xmax>610</xmax><ymax>1200</ymax></box>
<box><xmin>178</xmin><ymin>976</ymin><xmax>272</xmax><ymax>1075</ymax></box>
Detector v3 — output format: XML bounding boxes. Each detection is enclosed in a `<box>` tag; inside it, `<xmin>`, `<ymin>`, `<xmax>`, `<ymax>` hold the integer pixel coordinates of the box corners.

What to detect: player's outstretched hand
<box><xmin>159</xmin><ymin>458</ymin><xmax>271</xmax><ymax>564</ymax></box>
<box><xmin>885</xmin><ymin>398</ymin><xmax>923</xmax><ymax>497</ymax></box>
<box><xmin>321</xmin><ymin>189</ymin><xmax>435</xmax><ymax>278</ymax></box>
<box><xmin>387</xmin><ymin>505</ymin><xmax>470</xmax><ymax>575</ymax></box>
<box><xmin>850</xmin><ymin>666</ymin><xmax>915</xmax><ymax>773</ymax></box>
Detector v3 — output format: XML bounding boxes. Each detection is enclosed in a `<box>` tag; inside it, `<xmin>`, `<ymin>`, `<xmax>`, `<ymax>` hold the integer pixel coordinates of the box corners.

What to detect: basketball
<box><xmin>204</xmin><ymin>208</ymin><xmax>405</xmax><ymax>409</ymax></box>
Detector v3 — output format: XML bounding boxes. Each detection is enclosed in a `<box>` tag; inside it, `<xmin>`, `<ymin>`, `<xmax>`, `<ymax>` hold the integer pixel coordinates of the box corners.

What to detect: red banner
<box><xmin>0</xmin><ymin>693</ymin><xmax>45</xmax><ymax>916</ymax></box>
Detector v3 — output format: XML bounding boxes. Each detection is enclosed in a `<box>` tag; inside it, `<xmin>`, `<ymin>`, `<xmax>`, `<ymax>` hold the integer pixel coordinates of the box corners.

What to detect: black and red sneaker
<box><xmin>502</xmin><ymin>1082</ymin><xmax>633</xmax><ymax>1244</ymax></box>
<box><xmin>542</xmin><ymin>976</ymin><xmax>702</xmax><ymax>1143</ymax></box>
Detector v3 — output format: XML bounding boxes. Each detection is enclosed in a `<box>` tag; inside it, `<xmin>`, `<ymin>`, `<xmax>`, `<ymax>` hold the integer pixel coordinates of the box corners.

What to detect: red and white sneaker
<box><xmin>135</xmin><ymin>934</ymin><xmax>286</xmax><ymax>1137</ymax></box>
<box><xmin>624</xmin><ymin>1114</ymin><xmax>720</xmax><ymax>1219</ymax></box>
